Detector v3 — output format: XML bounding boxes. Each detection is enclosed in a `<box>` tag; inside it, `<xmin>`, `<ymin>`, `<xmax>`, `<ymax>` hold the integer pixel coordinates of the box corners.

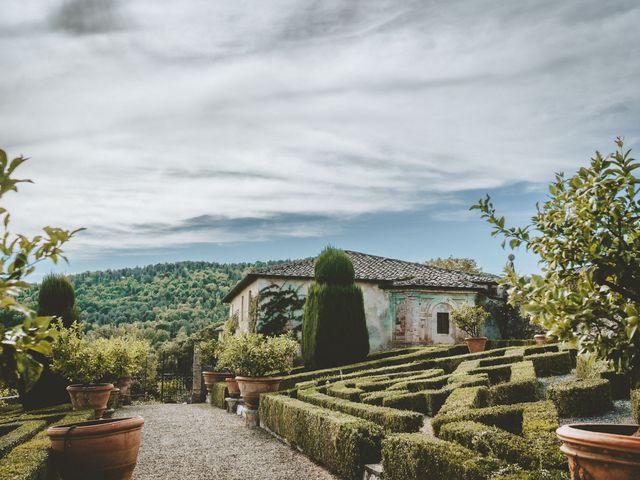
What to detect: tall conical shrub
<box><xmin>21</xmin><ymin>274</ymin><xmax>79</xmax><ymax>409</ymax></box>
<box><xmin>37</xmin><ymin>274</ymin><xmax>79</xmax><ymax>328</ymax></box>
<box><xmin>302</xmin><ymin>247</ymin><xmax>369</xmax><ymax>369</ymax></box>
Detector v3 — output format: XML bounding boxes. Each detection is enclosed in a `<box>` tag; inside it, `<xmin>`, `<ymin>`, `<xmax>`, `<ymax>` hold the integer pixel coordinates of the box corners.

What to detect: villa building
<box><xmin>222</xmin><ymin>250</ymin><xmax>500</xmax><ymax>351</ymax></box>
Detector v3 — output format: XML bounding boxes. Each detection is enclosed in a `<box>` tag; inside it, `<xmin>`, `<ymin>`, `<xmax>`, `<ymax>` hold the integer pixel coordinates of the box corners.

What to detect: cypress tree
<box><xmin>37</xmin><ymin>274</ymin><xmax>79</xmax><ymax>327</ymax></box>
<box><xmin>20</xmin><ymin>274</ymin><xmax>79</xmax><ymax>409</ymax></box>
<box><xmin>302</xmin><ymin>247</ymin><xmax>369</xmax><ymax>369</ymax></box>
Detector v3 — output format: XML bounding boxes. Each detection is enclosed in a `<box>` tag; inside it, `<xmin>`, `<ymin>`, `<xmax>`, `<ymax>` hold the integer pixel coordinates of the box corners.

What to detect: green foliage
<box><xmin>50</xmin><ymin>322</ymin><xmax>152</xmax><ymax>384</ymax></box>
<box><xmin>631</xmin><ymin>389</ymin><xmax>640</xmax><ymax>423</ymax></box>
<box><xmin>65</xmin><ymin>260</ymin><xmax>282</xmax><ymax>343</ymax></box>
<box><xmin>473</xmin><ymin>138</ymin><xmax>640</xmax><ymax>385</ymax></box>
<box><xmin>483</xmin><ymin>296</ymin><xmax>535</xmax><ymax>340</ymax></box>
<box><xmin>303</xmin><ymin>248</ymin><xmax>369</xmax><ymax>369</ymax></box>
<box><xmin>527</xmin><ymin>351</ymin><xmax>572</xmax><ymax>377</ymax></box>
<box><xmin>297</xmin><ymin>388</ymin><xmax>423</xmax><ymax>433</ymax></box>
<box><xmin>314</xmin><ymin>247</ymin><xmax>355</xmax><ymax>285</ymax></box>
<box><xmin>546</xmin><ymin>378</ymin><xmax>612</xmax><ymax>417</ymax></box>
<box><xmin>487</xmin><ymin>361</ymin><xmax>539</xmax><ymax>406</ymax></box>
<box><xmin>259</xmin><ymin>393</ymin><xmax>383</xmax><ymax>480</ymax></box>
<box><xmin>0</xmin><ymin>420</ymin><xmax>47</xmax><ymax>458</ymax></box>
<box><xmin>37</xmin><ymin>274</ymin><xmax>78</xmax><ymax>328</ymax></box>
<box><xmin>209</xmin><ymin>381</ymin><xmax>228</xmax><ymax>408</ymax></box>
<box><xmin>382</xmin><ymin>433</ymin><xmax>503</xmax><ymax>480</ymax></box>
<box><xmin>0</xmin><ymin>149</ymin><xmax>82</xmax><ymax>391</ymax></box>
<box><xmin>256</xmin><ymin>283</ymin><xmax>305</xmax><ymax>336</ymax></box>
<box><xmin>216</xmin><ymin>333</ymin><xmax>298</xmax><ymax>377</ymax></box>
<box><xmin>439</xmin><ymin>421</ymin><xmax>537</xmax><ymax>469</ymax></box>
<box><xmin>50</xmin><ymin>322</ymin><xmax>106</xmax><ymax>384</ymax></box>
<box><xmin>451</xmin><ymin>304</ymin><xmax>489</xmax><ymax>337</ymax></box>
<box><xmin>424</xmin><ymin>256</ymin><xmax>483</xmax><ymax>274</ymax></box>
<box><xmin>198</xmin><ymin>338</ymin><xmax>220</xmax><ymax>368</ymax></box>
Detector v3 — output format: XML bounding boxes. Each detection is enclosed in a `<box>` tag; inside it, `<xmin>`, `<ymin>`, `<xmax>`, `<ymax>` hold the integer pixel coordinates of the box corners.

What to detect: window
<box><xmin>437</xmin><ymin>312</ymin><xmax>450</xmax><ymax>334</ymax></box>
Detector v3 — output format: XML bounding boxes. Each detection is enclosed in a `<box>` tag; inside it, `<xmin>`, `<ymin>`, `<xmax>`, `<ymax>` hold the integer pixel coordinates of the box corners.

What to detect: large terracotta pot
<box><xmin>556</xmin><ymin>423</ymin><xmax>640</xmax><ymax>480</ymax></box>
<box><xmin>117</xmin><ymin>375</ymin><xmax>133</xmax><ymax>405</ymax></box>
<box><xmin>202</xmin><ymin>371</ymin><xmax>233</xmax><ymax>394</ymax></box>
<box><xmin>464</xmin><ymin>336</ymin><xmax>487</xmax><ymax>353</ymax></box>
<box><xmin>534</xmin><ymin>334</ymin><xmax>547</xmax><ymax>346</ymax></box>
<box><xmin>67</xmin><ymin>384</ymin><xmax>113</xmax><ymax>419</ymax></box>
<box><xmin>226</xmin><ymin>377</ymin><xmax>241</xmax><ymax>398</ymax></box>
<box><xmin>235</xmin><ymin>376</ymin><xmax>282</xmax><ymax>410</ymax></box>
<box><xmin>47</xmin><ymin>416</ymin><xmax>144</xmax><ymax>480</ymax></box>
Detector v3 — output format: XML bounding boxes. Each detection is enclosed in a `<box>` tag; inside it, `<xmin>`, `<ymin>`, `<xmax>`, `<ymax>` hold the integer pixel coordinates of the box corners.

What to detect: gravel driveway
<box><xmin>117</xmin><ymin>403</ymin><xmax>337</xmax><ymax>480</ymax></box>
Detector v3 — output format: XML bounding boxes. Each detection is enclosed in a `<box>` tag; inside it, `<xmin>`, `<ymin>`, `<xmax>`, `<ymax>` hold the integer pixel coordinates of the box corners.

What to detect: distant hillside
<box><xmin>67</xmin><ymin>260</ymin><xmax>283</xmax><ymax>339</ymax></box>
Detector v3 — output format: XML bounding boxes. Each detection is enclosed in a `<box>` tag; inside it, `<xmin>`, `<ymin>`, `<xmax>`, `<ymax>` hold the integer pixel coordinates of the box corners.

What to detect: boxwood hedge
<box><xmin>297</xmin><ymin>389</ymin><xmax>423</xmax><ymax>433</ymax></box>
<box><xmin>210</xmin><ymin>382</ymin><xmax>228</xmax><ymax>409</ymax></box>
<box><xmin>632</xmin><ymin>389</ymin><xmax>640</xmax><ymax>423</ymax></box>
<box><xmin>527</xmin><ymin>351</ymin><xmax>572</xmax><ymax>377</ymax></box>
<box><xmin>382</xmin><ymin>433</ymin><xmax>504</xmax><ymax>480</ymax></box>
<box><xmin>0</xmin><ymin>420</ymin><xmax>47</xmax><ymax>459</ymax></box>
<box><xmin>546</xmin><ymin>379</ymin><xmax>612</xmax><ymax>417</ymax></box>
<box><xmin>259</xmin><ymin>394</ymin><xmax>383</xmax><ymax>480</ymax></box>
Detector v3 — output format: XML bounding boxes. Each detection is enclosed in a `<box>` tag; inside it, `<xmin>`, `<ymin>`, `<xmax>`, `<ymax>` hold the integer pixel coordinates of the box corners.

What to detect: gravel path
<box><xmin>117</xmin><ymin>403</ymin><xmax>337</xmax><ymax>480</ymax></box>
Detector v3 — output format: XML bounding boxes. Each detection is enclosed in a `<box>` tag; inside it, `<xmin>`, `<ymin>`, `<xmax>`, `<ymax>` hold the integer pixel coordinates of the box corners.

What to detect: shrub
<box><xmin>297</xmin><ymin>389</ymin><xmax>423</xmax><ymax>433</ymax></box>
<box><xmin>631</xmin><ymin>389</ymin><xmax>640</xmax><ymax>423</ymax></box>
<box><xmin>488</xmin><ymin>362</ymin><xmax>539</xmax><ymax>406</ymax></box>
<box><xmin>439</xmin><ymin>421</ymin><xmax>537</xmax><ymax>469</ymax></box>
<box><xmin>92</xmin><ymin>336</ymin><xmax>151</xmax><ymax>381</ymax></box>
<box><xmin>382</xmin><ymin>433</ymin><xmax>503</xmax><ymax>480</ymax></box>
<box><xmin>198</xmin><ymin>338</ymin><xmax>220</xmax><ymax>369</ymax></box>
<box><xmin>432</xmin><ymin>403</ymin><xmax>524</xmax><ymax>436</ymax></box>
<box><xmin>260</xmin><ymin>394</ymin><xmax>383</xmax><ymax>480</ymax></box>
<box><xmin>479</xmin><ymin>355</ymin><xmax>524</xmax><ymax>367</ymax></box>
<box><xmin>599</xmin><ymin>370</ymin><xmax>630</xmax><ymax>400</ymax></box>
<box><xmin>327</xmin><ymin>384</ymin><xmax>364</xmax><ymax>402</ymax></box>
<box><xmin>210</xmin><ymin>382</ymin><xmax>228</xmax><ymax>408</ymax></box>
<box><xmin>546</xmin><ymin>378</ymin><xmax>612</xmax><ymax>417</ymax></box>
<box><xmin>451</xmin><ymin>304</ymin><xmax>490</xmax><ymax>337</ymax></box>
<box><xmin>527</xmin><ymin>351</ymin><xmax>572</xmax><ymax>377</ymax></box>
<box><xmin>217</xmin><ymin>333</ymin><xmax>298</xmax><ymax>377</ymax></box>
<box><xmin>0</xmin><ymin>420</ymin><xmax>47</xmax><ymax>459</ymax></box>
<box><xmin>302</xmin><ymin>247</ymin><xmax>369</xmax><ymax>369</ymax></box>
<box><xmin>37</xmin><ymin>274</ymin><xmax>79</xmax><ymax>328</ymax></box>
<box><xmin>50</xmin><ymin>322</ymin><xmax>107</xmax><ymax>385</ymax></box>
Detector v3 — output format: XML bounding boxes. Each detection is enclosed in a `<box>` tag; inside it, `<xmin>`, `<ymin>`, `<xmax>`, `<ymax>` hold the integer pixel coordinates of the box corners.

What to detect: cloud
<box><xmin>1</xmin><ymin>0</ymin><xmax>639</xmax><ymax>258</ymax></box>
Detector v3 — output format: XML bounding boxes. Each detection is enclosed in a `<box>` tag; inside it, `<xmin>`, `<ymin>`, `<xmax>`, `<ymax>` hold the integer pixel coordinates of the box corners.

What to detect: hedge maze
<box><xmin>258</xmin><ymin>344</ymin><xmax>584</xmax><ymax>480</ymax></box>
<box><xmin>0</xmin><ymin>404</ymin><xmax>93</xmax><ymax>480</ymax></box>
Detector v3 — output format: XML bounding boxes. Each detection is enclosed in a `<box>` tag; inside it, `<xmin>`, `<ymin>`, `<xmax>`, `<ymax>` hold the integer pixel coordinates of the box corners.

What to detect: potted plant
<box><xmin>199</xmin><ymin>338</ymin><xmax>233</xmax><ymax>396</ymax></box>
<box><xmin>217</xmin><ymin>333</ymin><xmax>298</xmax><ymax>410</ymax></box>
<box><xmin>473</xmin><ymin>139</ymin><xmax>640</xmax><ymax>479</ymax></box>
<box><xmin>451</xmin><ymin>304</ymin><xmax>490</xmax><ymax>353</ymax></box>
<box><xmin>534</xmin><ymin>331</ymin><xmax>547</xmax><ymax>346</ymax></box>
<box><xmin>50</xmin><ymin>322</ymin><xmax>113</xmax><ymax>419</ymax></box>
<box><xmin>47</xmin><ymin>416</ymin><xmax>145</xmax><ymax>480</ymax></box>
<box><xmin>96</xmin><ymin>336</ymin><xmax>150</xmax><ymax>406</ymax></box>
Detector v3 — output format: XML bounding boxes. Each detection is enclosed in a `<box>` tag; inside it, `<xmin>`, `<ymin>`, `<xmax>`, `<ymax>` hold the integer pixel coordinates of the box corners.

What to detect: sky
<box><xmin>1</xmin><ymin>0</ymin><xmax>639</xmax><ymax>279</ymax></box>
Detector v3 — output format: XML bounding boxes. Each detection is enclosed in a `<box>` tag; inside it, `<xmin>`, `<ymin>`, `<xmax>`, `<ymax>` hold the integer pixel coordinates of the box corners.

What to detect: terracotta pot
<box><xmin>235</xmin><ymin>376</ymin><xmax>282</xmax><ymax>410</ymax></box>
<box><xmin>47</xmin><ymin>416</ymin><xmax>144</xmax><ymax>480</ymax></box>
<box><xmin>202</xmin><ymin>371</ymin><xmax>233</xmax><ymax>393</ymax></box>
<box><xmin>226</xmin><ymin>377</ymin><xmax>240</xmax><ymax>398</ymax></box>
<box><xmin>102</xmin><ymin>388</ymin><xmax>121</xmax><ymax>419</ymax></box>
<box><xmin>116</xmin><ymin>375</ymin><xmax>133</xmax><ymax>405</ymax></box>
<box><xmin>534</xmin><ymin>334</ymin><xmax>547</xmax><ymax>346</ymax></box>
<box><xmin>464</xmin><ymin>336</ymin><xmax>487</xmax><ymax>353</ymax></box>
<box><xmin>66</xmin><ymin>384</ymin><xmax>113</xmax><ymax>419</ymax></box>
<box><xmin>556</xmin><ymin>423</ymin><xmax>640</xmax><ymax>480</ymax></box>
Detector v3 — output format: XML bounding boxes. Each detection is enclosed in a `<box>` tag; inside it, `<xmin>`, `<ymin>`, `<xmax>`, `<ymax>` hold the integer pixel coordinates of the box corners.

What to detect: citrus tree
<box><xmin>472</xmin><ymin>138</ymin><xmax>640</xmax><ymax>385</ymax></box>
<box><xmin>0</xmin><ymin>149</ymin><xmax>82</xmax><ymax>390</ymax></box>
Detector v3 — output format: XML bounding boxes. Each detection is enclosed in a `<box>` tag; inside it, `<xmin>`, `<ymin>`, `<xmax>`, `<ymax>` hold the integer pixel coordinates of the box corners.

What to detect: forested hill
<box><xmin>67</xmin><ymin>260</ymin><xmax>282</xmax><ymax>342</ymax></box>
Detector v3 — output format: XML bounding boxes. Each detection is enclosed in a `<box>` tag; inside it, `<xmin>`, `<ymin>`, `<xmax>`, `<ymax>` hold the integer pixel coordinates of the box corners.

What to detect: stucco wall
<box><xmin>230</xmin><ymin>278</ymin><xmax>391</xmax><ymax>350</ymax></box>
